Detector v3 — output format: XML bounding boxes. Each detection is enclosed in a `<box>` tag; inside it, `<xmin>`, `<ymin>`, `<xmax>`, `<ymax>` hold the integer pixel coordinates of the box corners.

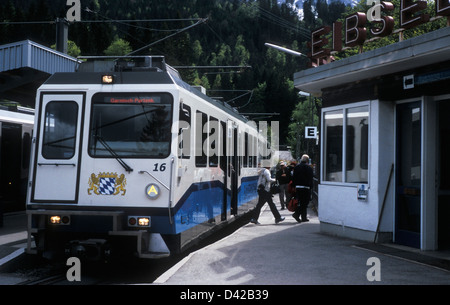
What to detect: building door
<box><xmin>395</xmin><ymin>102</ymin><xmax>421</xmax><ymax>248</ymax></box>
<box><xmin>31</xmin><ymin>93</ymin><xmax>84</xmax><ymax>203</ymax></box>
<box><xmin>438</xmin><ymin>100</ymin><xmax>450</xmax><ymax>249</ymax></box>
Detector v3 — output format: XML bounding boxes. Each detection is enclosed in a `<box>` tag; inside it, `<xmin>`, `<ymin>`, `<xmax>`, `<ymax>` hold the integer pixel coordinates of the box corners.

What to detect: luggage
<box><xmin>287</xmin><ymin>181</ymin><xmax>296</xmax><ymax>194</ymax></box>
<box><xmin>287</xmin><ymin>197</ymin><xmax>298</xmax><ymax>212</ymax></box>
<box><xmin>270</xmin><ymin>183</ymin><xmax>280</xmax><ymax>194</ymax></box>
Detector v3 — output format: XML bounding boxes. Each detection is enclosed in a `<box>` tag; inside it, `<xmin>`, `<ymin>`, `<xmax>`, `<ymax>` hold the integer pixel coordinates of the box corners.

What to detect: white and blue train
<box><xmin>26</xmin><ymin>56</ymin><xmax>269</xmax><ymax>260</ymax></box>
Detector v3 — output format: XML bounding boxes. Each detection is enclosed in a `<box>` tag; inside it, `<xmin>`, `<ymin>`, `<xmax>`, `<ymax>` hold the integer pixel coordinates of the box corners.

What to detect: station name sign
<box><xmin>309</xmin><ymin>0</ymin><xmax>450</xmax><ymax>63</ymax></box>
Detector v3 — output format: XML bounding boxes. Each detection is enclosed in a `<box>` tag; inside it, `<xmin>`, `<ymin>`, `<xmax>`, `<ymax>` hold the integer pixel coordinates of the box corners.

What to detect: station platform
<box><xmin>154</xmin><ymin>200</ymin><xmax>450</xmax><ymax>285</ymax></box>
<box><xmin>0</xmin><ymin>201</ymin><xmax>449</xmax><ymax>285</ymax></box>
<box><xmin>0</xmin><ymin>212</ymin><xmax>29</xmax><ymax>284</ymax></box>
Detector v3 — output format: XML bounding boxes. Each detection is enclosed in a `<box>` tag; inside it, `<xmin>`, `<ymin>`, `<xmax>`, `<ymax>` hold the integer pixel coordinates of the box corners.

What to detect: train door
<box><xmin>220</xmin><ymin>121</ymin><xmax>227</xmax><ymax>221</ymax></box>
<box><xmin>31</xmin><ymin>93</ymin><xmax>85</xmax><ymax>203</ymax></box>
<box><xmin>227</xmin><ymin>120</ymin><xmax>238</xmax><ymax>215</ymax></box>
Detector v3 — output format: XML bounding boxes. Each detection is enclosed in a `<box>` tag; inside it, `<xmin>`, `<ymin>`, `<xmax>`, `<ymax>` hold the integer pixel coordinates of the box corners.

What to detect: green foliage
<box><xmin>51</xmin><ymin>40</ymin><xmax>81</xmax><ymax>57</ymax></box>
<box><xmin>104</xmin><ymin>38</ymin><xmax>132</xmax><ymax>56</ymax></box>
<box><xmin>287</xmin><ymin>95</ymin><xmax>321</xmax><ymax>159</ymax></box>
<box><xmin>0</xmin><ymin>0</ymin><xmax>350</xmax><ymax>145</ymax></box>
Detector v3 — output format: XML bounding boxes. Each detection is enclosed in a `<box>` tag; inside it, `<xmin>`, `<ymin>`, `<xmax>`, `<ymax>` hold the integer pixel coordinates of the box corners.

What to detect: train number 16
<box><xmin>153</xmin><ymin>163</ymin><xmax>167</xmax><ymax>172</ymax></box>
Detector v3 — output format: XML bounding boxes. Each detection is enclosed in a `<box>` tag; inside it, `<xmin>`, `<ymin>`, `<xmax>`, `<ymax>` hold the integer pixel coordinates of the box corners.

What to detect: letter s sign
<box><xmin>66</xmin><ymin>0</ymin><xmax>81</xmax><ymax>22</ymax></box>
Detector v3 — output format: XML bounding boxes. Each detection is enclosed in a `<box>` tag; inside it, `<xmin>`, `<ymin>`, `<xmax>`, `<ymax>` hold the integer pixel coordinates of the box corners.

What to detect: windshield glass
<box><xmin>89</xmin><ymin>93</ymin><xmax>173</xmax><ymax>158</ymax></box>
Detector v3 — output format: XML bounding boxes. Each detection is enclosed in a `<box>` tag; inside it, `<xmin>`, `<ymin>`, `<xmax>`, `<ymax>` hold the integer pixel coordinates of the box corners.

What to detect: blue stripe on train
<box><xmin>173</xmin><ymin>176</ymin><xmax>258</xmax><ymax>234</ymax></box>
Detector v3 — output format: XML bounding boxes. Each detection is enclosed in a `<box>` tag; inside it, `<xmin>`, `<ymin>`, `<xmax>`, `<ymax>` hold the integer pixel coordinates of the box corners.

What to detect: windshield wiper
<box><xmin>94</xmin><ymin>135</ymin><xmax>133</xmax><ymax>173</ymax></box>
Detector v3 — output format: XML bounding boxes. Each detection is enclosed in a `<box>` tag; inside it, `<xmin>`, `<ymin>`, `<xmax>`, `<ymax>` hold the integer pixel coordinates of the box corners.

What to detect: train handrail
<box><xmin>138</xmin><ymin>158</ymin><xmax>174</xmax><ymax>224</ymax></box>
<box><xmin>38</xmin><ymin>163</ymin><xmax>76</xmax><ymax>167</ymax></box>
<box><xmin>138</xmin><ymin>170</ymin><xmax>169</xmax><ymax>190</ymax></box>
<box><xmin>168</xmin><ymin>157</ymin><xmax>174</xmax><ymax>225</ymax></box>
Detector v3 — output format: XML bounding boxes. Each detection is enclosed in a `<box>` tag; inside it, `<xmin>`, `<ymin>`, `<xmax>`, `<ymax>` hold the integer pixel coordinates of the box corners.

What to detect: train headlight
<box><xmin>128</xmin><ymin>216</ymin><xmax>151</xmax><ymax>227</ymax></box>
<box><xmin>50</xmin><ymin>216</ymin><xmax>61</xmax><ymax>224</ymax></box>
<box><xmin>145</xmin><ymin>183</ymin><xmax>161</xmax><ymax>199</ymax></box>
<box><xmin>138</xmin><ymin>217</ymin><xmax>150</xmax><ymax>227</ymax></box>
<box><xmin>102</xmin><ymin>75</ymin><xmax>114</xmax><ymax>84</ymax></box>
<box><xmin>49</xmin><ymin>215</ymin><xmax>70</xmax><ymax>225</ymax></box>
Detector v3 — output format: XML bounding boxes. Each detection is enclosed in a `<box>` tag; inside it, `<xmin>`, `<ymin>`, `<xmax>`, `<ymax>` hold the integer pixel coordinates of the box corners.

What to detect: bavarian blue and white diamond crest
<box><xmin>99</xmin><ymin>177</ymin><xmax>116</xmax><ymax>195</ymax></box>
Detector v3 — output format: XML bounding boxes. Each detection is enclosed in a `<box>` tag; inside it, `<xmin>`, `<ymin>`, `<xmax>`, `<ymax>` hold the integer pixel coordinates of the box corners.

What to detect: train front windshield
<box><xmin>89</xmin><ymin>93</ymin><xmax>173</xmax><ymax>158</ymax></box>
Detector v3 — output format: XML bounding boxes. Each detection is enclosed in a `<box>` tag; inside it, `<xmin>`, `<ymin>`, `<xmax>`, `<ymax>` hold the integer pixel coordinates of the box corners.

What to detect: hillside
<box><xmin>0</xmin><ymin>0</ymin><xmax>350</xmax><ymax>144</ymax></box>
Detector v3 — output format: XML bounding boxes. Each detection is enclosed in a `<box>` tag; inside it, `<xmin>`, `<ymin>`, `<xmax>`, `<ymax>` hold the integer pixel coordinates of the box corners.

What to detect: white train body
<box><xmin>26</xmin><ymin>56</ymin><xmax>265</xmax><ymax>259</ymax></box>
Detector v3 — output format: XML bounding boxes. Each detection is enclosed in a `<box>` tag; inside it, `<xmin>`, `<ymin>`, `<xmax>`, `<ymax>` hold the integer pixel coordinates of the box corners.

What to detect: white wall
<box><xmin>318</xmin><ymin>99</ymin><xmax>395</xmax><ymax>240</ymax></box>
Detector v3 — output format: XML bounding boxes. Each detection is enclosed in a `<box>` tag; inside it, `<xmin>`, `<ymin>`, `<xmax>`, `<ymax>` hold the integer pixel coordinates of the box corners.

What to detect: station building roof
<box><xmin>294</xmin><ymin>27</ymin><xmax>450</xmax><ymax>97</ymax></box>
<box><xmin>0</xmin><ymin>40</ymin><xmax>79</xmax><ymax>107</ymax></box>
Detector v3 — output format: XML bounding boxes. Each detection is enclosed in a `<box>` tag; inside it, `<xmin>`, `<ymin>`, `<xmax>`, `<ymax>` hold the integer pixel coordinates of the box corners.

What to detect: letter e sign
<box><xmin>305</xmin><ymin>126</ymin><xmax>317</xmax><ymax>139</ymax></box>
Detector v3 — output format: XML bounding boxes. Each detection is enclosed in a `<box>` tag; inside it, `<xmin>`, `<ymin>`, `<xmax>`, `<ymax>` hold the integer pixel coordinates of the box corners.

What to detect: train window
<box><xmin>249</xmin><ymin>134</ymin><xmax>256</xmax><ymax>168</ymax></box>
<box><xmin>42</xmin><ymin>101</ymin><xmax>78</xmax><ymax>159</ymax></box>
<box><xmin>209</xmin><ymin>116</ymin><xmax>218</xmax><ymax>167</ymax></box>
<box><xmin>195</xmin><ymin>111</ymin><xmax>207</xmax><ymax>167</ymax></box>
<box><xmin>244</xmin><ymin>132</ymin><xmax>248</xmax><ymax>167</ymax></box>
<box><xmin>178</xmin><ymin>103</ymin><xmax>191</xmax><ymax>159</ymax></box>
<box><xmin>220</xmin><ymin>121</ymin><xmax>226</xmax><ymax>171</ymax></box>
<box><xmin>89</xmin><ymin>93</ymin><xmax>172</xmax><ymax>158</ymax></box>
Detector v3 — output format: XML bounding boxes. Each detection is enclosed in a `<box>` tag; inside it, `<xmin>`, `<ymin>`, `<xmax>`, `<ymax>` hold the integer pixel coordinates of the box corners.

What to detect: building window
<box><xmin>346</xmin><ymin>106</ymin><xmax>369</xmax><ymax>183</ymax></box>
<box><xmin>324</xmin><ymin>109</ymin><xmax>343</xmax><ymax>182</ymax></box>
<box><xmin>323</xmin><ymin>104</ymin><xmax>369</xmax><ymax>184</ymax></box>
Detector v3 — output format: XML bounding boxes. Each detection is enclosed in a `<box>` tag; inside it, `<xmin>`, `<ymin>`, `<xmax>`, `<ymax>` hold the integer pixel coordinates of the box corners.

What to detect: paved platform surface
<box><xmin>0</xmin><ymin>203</ymin><xmax>449</xmax><ymax>285</ymax></box>
<box><xmin>154</xmin><ymin>203</ymin><xmax>450</xmax><ymax>285</ymax></box>
<box><xmin>0</xmin><ymin>212</ymin><xmax>29</xmax><ymax>284</ymax></box>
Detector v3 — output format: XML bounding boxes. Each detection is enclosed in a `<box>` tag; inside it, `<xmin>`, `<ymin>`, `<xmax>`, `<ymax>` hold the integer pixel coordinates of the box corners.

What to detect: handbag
<box><xmin>287</xmin><ymin>181</ymin><xmax>296</xmax><ymax>194</ymax></box>
<box><xmin>287</xmin><ymin>197</ymin><xmax>298</xmax><ymax>212</ymax></box>
<box><xmin>270</xmin><ymin>183</ymin><xmax>280</xmax><ymax>194</ymax></box>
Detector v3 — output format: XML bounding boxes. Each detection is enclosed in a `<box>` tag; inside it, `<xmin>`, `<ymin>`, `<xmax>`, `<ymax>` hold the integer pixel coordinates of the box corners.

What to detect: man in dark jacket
<box><xmin>276</xmin><ymin>161</ymin><xmax>291</xmax><ymax>210</ymax></box>
<box><xmin>292</xmin><ymin>154</ymin><xmax>314</xmax><ymax>223</ymax></box>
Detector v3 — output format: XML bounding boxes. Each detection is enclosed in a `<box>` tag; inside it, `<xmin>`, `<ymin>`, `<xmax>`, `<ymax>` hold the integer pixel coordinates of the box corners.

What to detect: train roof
<box><xmin>42</xmin><ymin>56</ymin><xmax>248</xmax><ymax>123</ymax></box>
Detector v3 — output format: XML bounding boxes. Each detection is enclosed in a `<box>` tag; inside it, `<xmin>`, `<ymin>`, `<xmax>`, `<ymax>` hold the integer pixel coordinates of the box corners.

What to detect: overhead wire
<box><xmin>254</xmin><ymin>5</ymin><xmax>311</xmax><ymax>40</ymax></box>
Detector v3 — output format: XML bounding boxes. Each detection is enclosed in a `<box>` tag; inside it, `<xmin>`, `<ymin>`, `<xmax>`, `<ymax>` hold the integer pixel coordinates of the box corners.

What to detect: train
<box><xmin>0</xmin><ymin>106</ymin><xmax>34</xmax><ymax>215</ymax></box>
<box><xmin>25</xmin><ymin>56</ymin><xmax>271</xmax><ymax>260</ymax></box>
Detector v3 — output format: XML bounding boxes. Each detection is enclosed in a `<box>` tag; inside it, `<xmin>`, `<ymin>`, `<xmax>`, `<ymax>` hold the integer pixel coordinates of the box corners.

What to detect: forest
<box><xmin>1</xmin><ymin>0</ymin><xmax>445</xmax><ymax>153</ymax></box>
<box><xmin>0</xmin><ymin>0</ymin><xmax>352</xmax><ymax>149</ymax></box>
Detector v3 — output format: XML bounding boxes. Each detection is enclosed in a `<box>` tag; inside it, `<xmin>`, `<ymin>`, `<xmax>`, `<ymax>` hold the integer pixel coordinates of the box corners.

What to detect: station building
<box><xmin>294</xmin><ymin>26</ymin><xmax>450</xmax><ymax>251</ymax></box>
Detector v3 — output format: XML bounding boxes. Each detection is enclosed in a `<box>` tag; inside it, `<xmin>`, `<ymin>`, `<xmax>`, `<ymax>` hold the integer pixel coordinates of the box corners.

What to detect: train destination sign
<box><xmin>109</xmin><ymin>97</ymin><xmax>156</xmax><ymax>104</ymax></box>
<box><xmin>310</xmin><ymin>0</ymin><xmax>450</xmax><ymax>63</ymax></box>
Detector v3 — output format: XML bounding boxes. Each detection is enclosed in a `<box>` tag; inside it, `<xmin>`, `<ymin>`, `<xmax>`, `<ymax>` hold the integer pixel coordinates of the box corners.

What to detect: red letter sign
<box><xmin>436</xmin><ymin>0</ymin><xmax>450</xmax><ymax>16</ymax></box>
<box><xmin>370</xmin><ymin>1</ymin><xmax>395</xmax><ymax>37</ymax></box>
<box><xmin>345</xmin><ymin>13</ymin><xmax>367</xmax><ymax>48</ymax></box>
<box><xmin>310</xmin><ymin>26</ymin><xmax>331</xmax><ymax>59</ymax></box>
<box><xmin>400</xmin><ymin>0</ymin><xmax>430</xmax><ymax>29</ymax></box>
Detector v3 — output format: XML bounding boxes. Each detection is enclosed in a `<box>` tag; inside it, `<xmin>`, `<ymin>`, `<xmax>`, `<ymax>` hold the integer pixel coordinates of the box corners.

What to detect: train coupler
<box><xmin>65</xmin><ymin>239</ymin><xmax>111</xmax><ymax>261</ymax></box>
